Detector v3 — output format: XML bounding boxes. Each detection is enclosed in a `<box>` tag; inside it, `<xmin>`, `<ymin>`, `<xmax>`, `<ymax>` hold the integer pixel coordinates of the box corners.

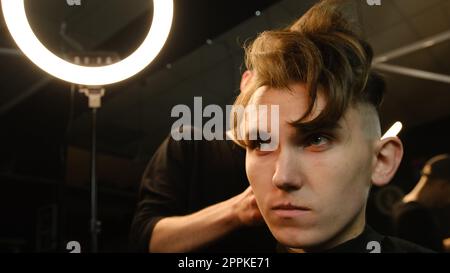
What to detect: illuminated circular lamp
<box><xmin>1</xmin><ymin>0</ymin><xmax>173</xmax><ymax>86</ymax></box>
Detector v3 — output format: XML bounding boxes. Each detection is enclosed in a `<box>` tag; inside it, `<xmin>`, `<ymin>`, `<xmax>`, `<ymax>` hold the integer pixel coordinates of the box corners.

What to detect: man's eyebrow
<box><xmin>288</xmin><ymin>118</ymin><xmax>342</xmax><ymax>136</ymax></box>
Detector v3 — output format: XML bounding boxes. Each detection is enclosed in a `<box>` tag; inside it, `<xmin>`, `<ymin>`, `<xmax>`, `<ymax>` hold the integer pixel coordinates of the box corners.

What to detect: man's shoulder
<box><xmin>361</xmin><ymin>226</ymin><xmax>435</xmax><ymax>253</ymax></box>
<box><xmin>381</xmin><ymin>235</ymin><xmax>435</xmax><ymax>253</ymax></box>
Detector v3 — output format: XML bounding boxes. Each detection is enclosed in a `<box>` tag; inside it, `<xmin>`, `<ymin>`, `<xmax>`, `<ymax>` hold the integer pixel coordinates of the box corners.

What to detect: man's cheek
<box><xmin>246</xmin><ymin>161</ymin><xmax>265</xmax><ymax>194</ymax></box>
<box><xmin>246</xmin><ymin>161</ymin><xmax>257</xmax><ymax>182</ymax></box>
<box><xmin>247</xmin><ymin>164</ymin><xmax>271</xmax><ymax>208</ymax></box>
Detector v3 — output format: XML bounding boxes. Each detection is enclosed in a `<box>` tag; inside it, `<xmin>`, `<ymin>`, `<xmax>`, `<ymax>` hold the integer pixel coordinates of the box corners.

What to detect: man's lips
<box><xmin>271</xmin><ymin>203</ymin><xmax>311</xmax><ymax>218</ymax></box>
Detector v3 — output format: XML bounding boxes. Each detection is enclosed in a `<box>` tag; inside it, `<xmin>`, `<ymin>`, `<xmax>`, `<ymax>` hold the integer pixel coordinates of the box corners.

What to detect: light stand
<box><xmin>79</xmin><ymin>87</ymin><xmax>105</xmax><ymax>253</ymax></box>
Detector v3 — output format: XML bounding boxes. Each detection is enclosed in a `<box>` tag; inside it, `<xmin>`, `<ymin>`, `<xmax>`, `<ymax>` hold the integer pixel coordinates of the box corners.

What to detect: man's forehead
<box><xmin>249</xmin><ymin>84</ymin><xmax>324</xmax><ymax>120</ymax></box>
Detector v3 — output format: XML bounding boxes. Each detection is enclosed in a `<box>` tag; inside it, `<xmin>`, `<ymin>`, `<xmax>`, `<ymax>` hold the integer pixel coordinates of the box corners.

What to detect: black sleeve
<box><xmin>129</xmin><ymin>135</ymin><xmax>191</xmax><ymax>252</ymax></box>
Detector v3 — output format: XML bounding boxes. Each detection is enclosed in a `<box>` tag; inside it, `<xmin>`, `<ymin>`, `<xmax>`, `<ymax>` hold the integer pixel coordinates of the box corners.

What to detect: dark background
<box><xmin>0</xmin><ymin>0</ymin><xmax>449</xmax><ymax>252</ymax></box>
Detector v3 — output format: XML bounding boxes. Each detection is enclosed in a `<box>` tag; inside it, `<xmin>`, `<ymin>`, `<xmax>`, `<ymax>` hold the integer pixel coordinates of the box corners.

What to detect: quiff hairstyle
<box><xmin>232</xmin><ymin>0</ymin><xmax>385</xmax><ymax>147</ymax></box>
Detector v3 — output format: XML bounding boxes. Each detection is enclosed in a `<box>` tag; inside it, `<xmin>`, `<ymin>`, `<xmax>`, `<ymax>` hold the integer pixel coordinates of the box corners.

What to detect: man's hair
<box><xmin>232</xmin><ymin>0</ymin><xmax>385</xmax><ymax>146</ymax></box>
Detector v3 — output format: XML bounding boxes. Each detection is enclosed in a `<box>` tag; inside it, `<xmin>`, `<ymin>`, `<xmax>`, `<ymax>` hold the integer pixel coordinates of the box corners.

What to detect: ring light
<box><xmin>1</xmin><ymin>0</ymin><xmax>173</xmax><ymax>86</ymax></box>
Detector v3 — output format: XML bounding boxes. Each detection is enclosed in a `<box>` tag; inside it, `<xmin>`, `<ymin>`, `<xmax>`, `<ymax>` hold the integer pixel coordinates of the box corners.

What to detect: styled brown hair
<box><xmin>232</xmin><ymin>0</ymin><xmax>385</xmax><ymax>146</ymax></box>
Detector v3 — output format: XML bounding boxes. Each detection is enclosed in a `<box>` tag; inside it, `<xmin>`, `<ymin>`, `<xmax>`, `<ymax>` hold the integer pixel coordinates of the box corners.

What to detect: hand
<box><xmin>443</xmin><ymin>237</ymin><xmax>450</xmax><ymax>253</ymax></box>
<box><xmin>230</xmin><ymin>186</ymin><xmax>264</xmax><ymax>226</ymax></box>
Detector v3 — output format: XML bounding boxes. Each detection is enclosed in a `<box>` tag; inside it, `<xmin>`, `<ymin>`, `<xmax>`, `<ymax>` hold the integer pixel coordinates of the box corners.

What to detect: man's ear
<box><xmin>372</xmin><ymin>137</ymin><xmax>404</xmax><ymax>186</ymax></box>
<box><xmin>240</xmin><ymin>70</ymin><xmax>253</xmax><ymax>93</ymax></box>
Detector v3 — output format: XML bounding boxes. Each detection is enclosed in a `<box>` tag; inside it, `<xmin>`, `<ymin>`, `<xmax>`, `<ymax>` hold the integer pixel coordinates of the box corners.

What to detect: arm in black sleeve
<box><xmin>129</xmin><ymin>135</ymin><xmax>190</xmax><ymax>252</ymax></box>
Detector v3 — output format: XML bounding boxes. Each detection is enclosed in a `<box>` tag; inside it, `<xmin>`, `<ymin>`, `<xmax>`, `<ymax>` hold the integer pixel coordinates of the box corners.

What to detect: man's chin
<box><xmin>270</xmin><ymin>225</ymin><xmax>325</xmax><ymax>250</ymax></box>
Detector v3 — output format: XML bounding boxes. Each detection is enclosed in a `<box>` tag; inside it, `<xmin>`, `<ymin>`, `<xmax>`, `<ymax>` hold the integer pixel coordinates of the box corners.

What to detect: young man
<box><xmin>231</xmin><ymin>0</ymin><xmax>432</xmax><ymax>252</ymax></box>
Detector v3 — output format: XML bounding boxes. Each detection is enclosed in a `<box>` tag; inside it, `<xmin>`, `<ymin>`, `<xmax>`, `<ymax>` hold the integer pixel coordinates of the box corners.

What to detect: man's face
<box><xmin>245</xmin><ymin>83</ymin><xmax>377</xmax><ymax>250</ymax></box>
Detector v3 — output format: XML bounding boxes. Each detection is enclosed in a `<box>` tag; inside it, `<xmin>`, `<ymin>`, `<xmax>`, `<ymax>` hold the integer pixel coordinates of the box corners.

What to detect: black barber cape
<box><xmin>278</xmin><ymin>226</ymin><xmax>433</xmax><ymax>253</ymax></box>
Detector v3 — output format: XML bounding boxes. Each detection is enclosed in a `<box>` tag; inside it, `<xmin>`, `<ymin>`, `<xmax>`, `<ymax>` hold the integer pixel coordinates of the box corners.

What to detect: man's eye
<box><xmin>305</xmin><ymin>134</ymin><xmax>330</xmax><ymax>148</ymax></box>
<box><xmin>248</xmin><ymin>138</ymin><xmax>271</xmax><ymax>150</ymax></box>
<box><xmin>248</xmin><ymin>133</ymin><xmax>271</xmax><ymax>150</ymax></box>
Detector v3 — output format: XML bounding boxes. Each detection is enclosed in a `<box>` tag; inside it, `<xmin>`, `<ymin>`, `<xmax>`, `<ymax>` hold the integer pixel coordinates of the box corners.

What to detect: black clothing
<box><xmin>130</xmin><ymin>131</ymin><xmax>276</xmax><ymax>252</ymax></box>
<box><xmin>323</xmin><ymin>226</ymin><xmax>434</xmax><ymax>253</ymax></box>
<box><xmin>277</xmin><ymin>226</ymin><xmax>434</xmax><ymax>253</ymax></box>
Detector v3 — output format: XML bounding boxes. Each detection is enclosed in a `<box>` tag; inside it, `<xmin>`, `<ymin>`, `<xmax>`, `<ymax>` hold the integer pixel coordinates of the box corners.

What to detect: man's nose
<box><xmin>272</xmin><ymin>149</ymin><xmax>303</xmax><ymax>192</ymax></box>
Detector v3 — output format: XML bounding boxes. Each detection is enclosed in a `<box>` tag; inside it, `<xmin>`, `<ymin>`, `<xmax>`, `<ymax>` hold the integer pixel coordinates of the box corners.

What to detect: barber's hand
<box><xmin>230</xmin><ymin>186</ymin><xmax>264</xmax><ymax>226</ymax></box>
<box><xmin>443</xmin><ymin>237</ymin><xmax>450</xmax><ymax>253</ymax></box>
